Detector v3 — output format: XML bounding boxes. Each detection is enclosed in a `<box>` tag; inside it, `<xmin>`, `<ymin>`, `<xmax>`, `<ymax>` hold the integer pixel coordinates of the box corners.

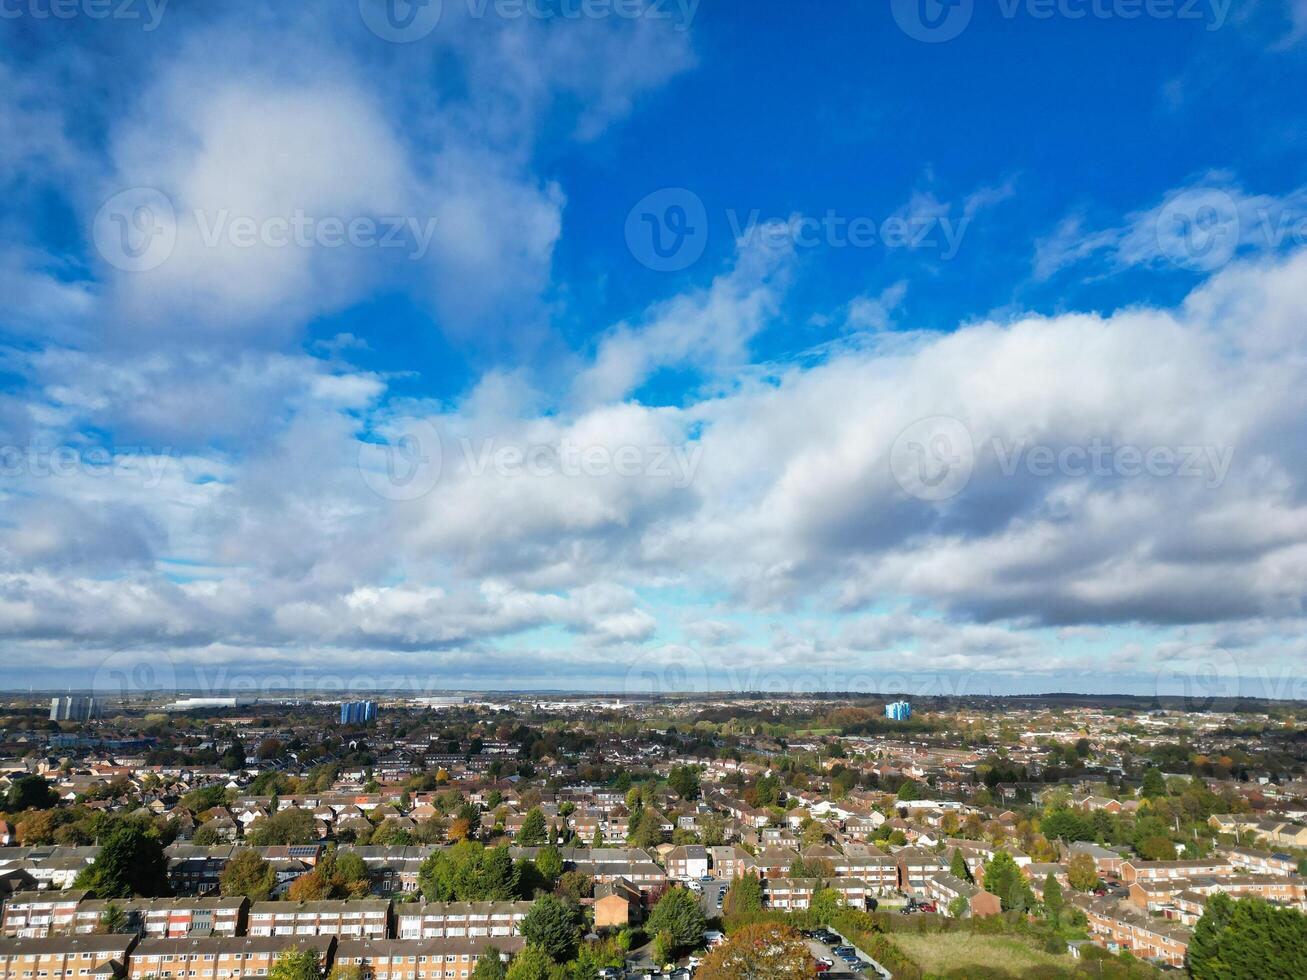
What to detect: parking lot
<box><xmin>807</xmin><ymin>938</ymin><xmax>865</xmax><ymax>978</ymax></box>
<box><xmin>692</xmin><ymin>877</ymin><xmax>729</xmax><ymax>918</ymax></box>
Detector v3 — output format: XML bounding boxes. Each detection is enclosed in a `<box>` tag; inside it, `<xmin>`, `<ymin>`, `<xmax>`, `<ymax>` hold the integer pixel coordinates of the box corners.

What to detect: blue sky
<box><xmin>3</xmin><ymin>0</ymin><xmax>1307</xmax><ymax>699</ymax></box>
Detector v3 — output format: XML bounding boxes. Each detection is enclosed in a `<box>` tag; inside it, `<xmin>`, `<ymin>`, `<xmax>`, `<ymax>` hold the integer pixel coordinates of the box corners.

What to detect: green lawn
<box><xmin>890</xmin><ymin>932</ymin><xmax>1070</xmax><ymax>976</ymax></box>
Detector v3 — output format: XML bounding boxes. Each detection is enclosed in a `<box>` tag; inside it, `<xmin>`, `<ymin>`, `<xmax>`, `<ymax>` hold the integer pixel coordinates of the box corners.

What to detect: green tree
<box><xmin>1141</xmin><ymin>768</ymin><xmax>1167</xmax><ymax>798</ymax></box>
<box><xmin>180</xmin><ymin>785</ymin><xmax>228</xmax><ymax>812</ymax></box>
<box><xmin>652</xmin><ymin>929</ymin><xmax>677</xmax><ymax>967</ymax></box>
<box><xmin>519</xmin><ymin>895</ymin><xmax>581</xmax><ymax>962</ymax></box>
<box><xmin>699</xmin><ymin>813</ymin><xmax>726</xmax><ymax>847</ymax></box>
<box><xmin>219</xmin><ymin>848</ymin><xmax>277</xmax><ymax>901</ymax></box>
<box><xmin>947</xmin><ymin>894</ymin><xmax>969</xmax><ymax>918</ymax></box>
<box><xmin>1189</xmin><ymin>893</ymin><xmax>1307</xmax><ymax>980</ymax></box>
<box><xmin>1189</xmin><ymin>891</ymin><xmax>1234</xmax><ymax>979</ymax></box>
<box><xmin>245</xmin><ymin>808</ymin><xmax>317</xmax><ymax>845</ymax></box>
<box><xmin>808</xmin><ymin>887</ymin><xmax>842</xmax><ymax>923</ymax></box>
<box><xmin>555</xmin><ymin>871</ymin><xmax>592</xmax><ymax>904</ymax></box>
<box><xmin>333</xmin><ymin>851</ymin><xmax>370</xmax><ymax>890</ymax></box>
<box><xmin>646</xmin><ymin>887</ymin><xmax>706</xmax><ymax>958</ymax></box>
<box><xmin>949</xmin><ymin>848</ymin><xmax>972</xmax><ymax>882</ymax></box>
<box><xmin>1137</xmin><ymin>835</ymin><xmax>1178</xmax><ymax>861</ymax></box>
<box><xmin>723</xmin><ymin>872</ymin><xmax>763</xmax><ymax>916</ymax></box>
<box><xmin>534</xmin><ymin>845</ymin><xmax>563</xmax><ymax>888</ymax></box>
<box><xmin>628</xmin><ymin>813</ymin><xmax>662</xmax><ymax>851</ymax></box>
<box><xmin>268</xmin><ymin>948</ymin><xmax>320</xmax><ymax>980</ymax></box>
<box><xmin>6</xmin><ymin>775</ymin><xmax>58</xmax><ymax>811</ymax></box>
<box><xmin>470</xmin><ymin>947</ymin><xmax>507</xmax><ymax>980</ymax></box>
<box><xmin>668</xmin><ymin>766</ymin><xmax>700</xmax><ymax>801</ymax></box>
<box><xmin>98</xmin><ymin>903</ymin><xmax>129</xmax><ymax>934</ymax></box>
<box><xmin>1042</xmin><ymin>872</ymin><xmax>1064</xmax><ymax>921</ymax></box>
<box><xmin>418</xmin><ymin>841</ymin><xmax>519</xmax><ymax>902</ymax></box>
<box><xmin>980</xmin><ymin>851</ymin><xmax>1033</xmax><ymax>913</ymax></box>
<box><xmin>1041</xmin><ymin>808</ymin><xmax>1094</xmax><ymax>842</ymax></box>
<box><xmin>516</xmin><ymin>808</ymin><xmax>549</xmax><ymax>846</ymax></box>
<box><xmin>503</xmin><ymin>946</ymin><xmax>556</xmax><ymax>980</ymax></box>
<box><xmin>75</xmin><ymin>823</ymin><xmax>168</xmax><ymax>898</ymax></box>
<box><xmin>482</xmin><ymin>845</ymin><xmax>520</xmax><ymax>900</ymax></box>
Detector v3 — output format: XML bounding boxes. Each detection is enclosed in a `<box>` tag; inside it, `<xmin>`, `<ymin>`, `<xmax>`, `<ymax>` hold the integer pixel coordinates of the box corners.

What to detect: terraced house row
<box><xmin>0</xmin><ymin>934</ymin><xmax>516</xmax><ymax>980</ymax></box>
<box><xmin>1</xmin><ymin>897</ymin><xmax>535</xmax><ymax>944</ymax></box>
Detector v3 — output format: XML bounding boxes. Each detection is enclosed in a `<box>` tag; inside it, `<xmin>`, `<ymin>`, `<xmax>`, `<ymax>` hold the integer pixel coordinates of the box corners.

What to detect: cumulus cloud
<box><xmin>6</xmin><ymin>4</ymin><xmax>1307</xmax><ymax>692</ymax></box>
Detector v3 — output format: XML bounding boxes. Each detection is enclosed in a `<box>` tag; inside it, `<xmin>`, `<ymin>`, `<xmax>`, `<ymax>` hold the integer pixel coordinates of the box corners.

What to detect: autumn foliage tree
<box><xmin>697</xmin><ymin>923</ymin><xmax>813</xmax><ymax>980</ymax></box>
<box><xmin>1067</xmin><ymin>852</ymin><xmax>1099</xmax><ymax>892</ymax></box>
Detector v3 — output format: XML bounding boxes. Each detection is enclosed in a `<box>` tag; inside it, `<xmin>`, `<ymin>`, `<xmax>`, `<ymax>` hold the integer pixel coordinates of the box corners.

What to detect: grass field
<box><xmin>890</xmin><ymin>932</ymin><xmax>1070</xmax><ymax>976</ymax></box>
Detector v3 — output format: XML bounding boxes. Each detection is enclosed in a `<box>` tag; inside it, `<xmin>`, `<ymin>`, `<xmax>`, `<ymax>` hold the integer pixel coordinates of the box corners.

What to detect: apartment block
<box><xmin>1119</xmin><ymin>859</ymin><xmax>1233</xmax><ymax>885</ymax></box>
<box><xmin>1079</xmin><ymin>897</ymin><xmax>1190</xmax><ymax>969</ymax></box>
<box><xmin>0</xmin><ymin>935</ymin><xmax>136</xmax><ymax>980</ymax></box>
<box><xmin>127</xmin><ymin>937</ymin><xmax>333</xmax><ymax>980</ymax></box>
<box><xmin>923</xmin><ymin>872</ymin><xmax>1002</xmax><ymax>918</ymax></box>
<box><xmin>393</xmin><ymin>903</ymin><xmax>531</xmax><ymax>940</ymax></box>
<box><xmin>246</xmin><ymin>901</ymin><xmax>390</xmax><ymax>939</ymax></box>
<box><xmin>1224</xmin><ymin>846</ymin><xmax>1300</xmax><ymax>877</ymax></box>
<box><xmin>71</xmin><ymin>899</ymin><xmax>247</xmax><ymax>939</ymax></box>
<box><xmin>335</xmin><ymin>937</ymin><xmax>523</xmax><ymax>980</ymax></box>
<box><xmin>1</xmin><ymin>893</ymin><xmax>88</xmax><ymax>939</ymax></box>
